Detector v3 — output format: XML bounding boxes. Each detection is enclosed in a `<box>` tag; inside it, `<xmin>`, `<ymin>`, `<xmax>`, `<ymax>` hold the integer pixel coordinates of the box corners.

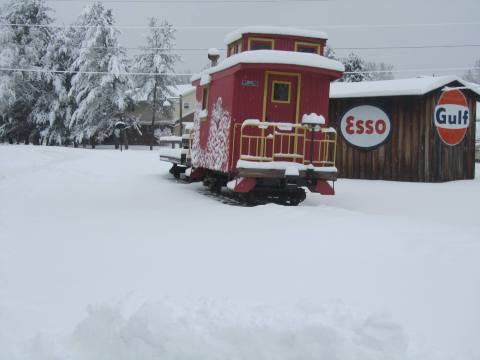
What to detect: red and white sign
<box><xmin>340</xmin><ymin>105</ymin><xmax>392</xmax><ymax>149</ymax></box>
<box><xmin>434</xmin><ymin>89</ymin><xmax>470</xmax><ymax>146</ymax></box>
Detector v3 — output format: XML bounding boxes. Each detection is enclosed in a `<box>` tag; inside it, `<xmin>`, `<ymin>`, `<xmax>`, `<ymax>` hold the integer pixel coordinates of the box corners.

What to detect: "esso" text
<box><xmin>345</xmin><ymin>116</ymin><xmax>388</xmax><ymax>135</ymax></box>
<box><xmin>340</xmin><ymin>105</ymin><xmax>392</xmax><ymax>149</ymax></box>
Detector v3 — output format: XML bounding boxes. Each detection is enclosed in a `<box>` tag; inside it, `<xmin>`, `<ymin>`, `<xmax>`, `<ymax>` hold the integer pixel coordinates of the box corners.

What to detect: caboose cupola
<box><xmin>225</xmin><ymin>26</ymin><xmax>328</xmax><ymax>57</ymax></box>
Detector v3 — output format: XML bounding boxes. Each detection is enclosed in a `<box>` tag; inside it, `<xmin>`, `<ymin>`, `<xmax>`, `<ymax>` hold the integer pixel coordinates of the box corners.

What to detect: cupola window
<box><xmin>248</xmin><ymin>37</ymin><xmax>274</xmax><ymax>51</ymax></box>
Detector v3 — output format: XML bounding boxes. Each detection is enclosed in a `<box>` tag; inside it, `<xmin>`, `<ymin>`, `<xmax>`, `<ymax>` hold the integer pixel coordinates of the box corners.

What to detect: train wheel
<box><xmin>284</xmin><ymin>188</ymin><xmax>306</xmax><ymax>206</ymax></box>
<box><xmin>208</xmin><ymin>179</ymin><xmax>222</xmax><ymax>193</ymax></box>
<box><xmin>169</xmin><ymin>164</ymin><xmax>181</xmax><ymax>179</ymax></box>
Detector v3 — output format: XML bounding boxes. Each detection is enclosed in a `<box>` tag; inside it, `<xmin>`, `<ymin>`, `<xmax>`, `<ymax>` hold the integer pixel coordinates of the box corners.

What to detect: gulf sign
<box><xmin>434</xmin><ymin>89</ymin><xmax>470</xmax><ymax>146</ymax></box>
<box><xmin>340</xmin><ymin>105</ymin><xmax>392</xmax><ymax>149</ymax></box>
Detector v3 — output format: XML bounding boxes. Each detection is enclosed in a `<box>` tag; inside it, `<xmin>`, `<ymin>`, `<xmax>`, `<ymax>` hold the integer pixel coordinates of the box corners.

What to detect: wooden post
<box><xmin>123</xmin><ymin>129</ymin><xmax>129</xmax><ymax>150</ymax></box>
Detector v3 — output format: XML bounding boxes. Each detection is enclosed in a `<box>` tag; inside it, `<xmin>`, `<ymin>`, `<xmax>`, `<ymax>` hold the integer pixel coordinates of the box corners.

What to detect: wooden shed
<box><xmin>329</xmin><ymin>76</ymin><xmax>479</xmax><ymax>182</ymax></box>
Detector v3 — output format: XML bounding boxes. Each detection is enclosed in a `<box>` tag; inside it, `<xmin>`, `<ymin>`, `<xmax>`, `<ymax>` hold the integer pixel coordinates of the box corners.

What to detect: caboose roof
<box><xmin>225</xmin><ymin>26</ymin><xmax>328</xmax><ymax>44</ymax></box>
<box><xmin>191</xmin><ymin>50</ymin><xmax>344</xmax><ymax>83</ymax></box>
<box><xmin>330</xmin><ymin>76</ymin><xmax>480</xmax><ymax>98</ymax></box>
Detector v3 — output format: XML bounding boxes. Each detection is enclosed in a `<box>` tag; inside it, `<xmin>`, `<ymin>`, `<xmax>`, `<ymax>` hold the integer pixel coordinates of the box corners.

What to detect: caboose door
<box><xmin>263</xmin><ymin>72</ymin><xmax>300</xmax><ymax>123</ymax></box>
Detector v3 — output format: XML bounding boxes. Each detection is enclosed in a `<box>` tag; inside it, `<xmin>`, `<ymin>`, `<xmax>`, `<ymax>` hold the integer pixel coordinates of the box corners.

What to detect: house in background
<box><xmin>128</xmin><ymin>84</ymin><xmax>196</xmax><ymax>143</ymax></box>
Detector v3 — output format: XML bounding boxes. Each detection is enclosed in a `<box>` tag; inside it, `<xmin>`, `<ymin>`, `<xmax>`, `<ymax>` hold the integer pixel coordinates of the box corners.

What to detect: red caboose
<box><xmin>162</xmin><ymin>26</ymin><xmax>344</xmax><ymax>205</ymax></box>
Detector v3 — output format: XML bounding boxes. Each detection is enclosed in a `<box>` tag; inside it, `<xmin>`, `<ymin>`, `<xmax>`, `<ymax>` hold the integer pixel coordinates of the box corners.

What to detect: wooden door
<box><xmin>264</xmin><ymin>72</ymin><xmax>299</xmax><ymax>123</ymax></box>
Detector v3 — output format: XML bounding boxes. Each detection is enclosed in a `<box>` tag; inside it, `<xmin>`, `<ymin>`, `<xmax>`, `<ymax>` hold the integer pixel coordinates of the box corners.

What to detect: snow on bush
<box><xmin>19</xmin><ymin>299</ymin><xmax>408</xmax><ymax>360</ymax></box>
<box><xmin>192</xmin><ymin>97</ymin><xmax>231</xmax><ymax>172</ymax></box>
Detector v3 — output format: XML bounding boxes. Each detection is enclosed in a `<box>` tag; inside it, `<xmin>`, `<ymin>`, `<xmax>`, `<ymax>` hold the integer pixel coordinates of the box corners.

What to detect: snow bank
<box><xmin>225</xmin><ymin>26</ymin><xmax>328</xmax><ymax>44</ymax></box>
<box><xmin>22</xmin><ymin>299</ymin><xmax>407</xmax><ymax>360</ymax></box>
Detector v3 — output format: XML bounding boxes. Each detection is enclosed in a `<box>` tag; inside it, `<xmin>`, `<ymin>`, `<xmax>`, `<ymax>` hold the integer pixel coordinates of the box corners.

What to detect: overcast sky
<box><xmin>2</xmin><ymin>0</ymin><xmax>479</xmax><ymax>78</ymax></box>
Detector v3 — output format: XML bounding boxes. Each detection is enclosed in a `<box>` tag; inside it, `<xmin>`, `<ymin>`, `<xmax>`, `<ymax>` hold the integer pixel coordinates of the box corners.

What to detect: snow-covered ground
<box><xmin>0</xmin><ymin>145</ymin><xmax>479</xmax><ymax>360</ymax></box>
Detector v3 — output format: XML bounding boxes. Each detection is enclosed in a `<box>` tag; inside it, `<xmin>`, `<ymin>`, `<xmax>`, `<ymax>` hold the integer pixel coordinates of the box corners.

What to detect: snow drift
<box><xmin>18</xmin><ymin>299</ymin><xmax>407</xmax><ymax>360</ymax></box>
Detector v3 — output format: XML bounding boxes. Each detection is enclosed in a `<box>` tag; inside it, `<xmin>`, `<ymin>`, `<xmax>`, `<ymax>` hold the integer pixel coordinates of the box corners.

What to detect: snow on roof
<box><xmin>191</xmin><ymin>50</ymin><xmax>344</xmax><ymax>82</ymax></box>
<box><xmin>330</xmin><ymin>76</ymin><xmax>480</xmax><ymax>99</ymax></box>
<box><xmin>168</xmin><ymin>84</ymin><xmax>195</xmax><ymax>97</ymax></box>
<box><xmin>129</xmin><ymin>84</ymin><xmax>195</xmax><ymax>102</ymax></box>
<box><xmin>225</xmin><ymin>26</ymin><xmax>328</xmax><ymax>44</ymax></box>
<box><xmin>208</xmin><ymin>48</ymin><xmax>220</xmax><ymax>56</ymax></box>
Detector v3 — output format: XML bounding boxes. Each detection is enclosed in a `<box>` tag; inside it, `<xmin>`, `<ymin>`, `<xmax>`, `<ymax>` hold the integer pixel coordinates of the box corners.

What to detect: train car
<box><xmin>161</xmin><ymin>26</ymin><xmax>344</xmax><ymax>205</ymax></box>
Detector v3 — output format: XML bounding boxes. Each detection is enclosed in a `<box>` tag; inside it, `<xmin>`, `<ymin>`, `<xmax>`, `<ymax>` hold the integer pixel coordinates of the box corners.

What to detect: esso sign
<box><xmin>340</xmin><ymin>105</ymin><xmax>392</xmax><ymax>149</ymax></box>
<box><xmin>434</xmin><ymin>89</ymin><xmax>470</xmax><ymax>146</ymax></box>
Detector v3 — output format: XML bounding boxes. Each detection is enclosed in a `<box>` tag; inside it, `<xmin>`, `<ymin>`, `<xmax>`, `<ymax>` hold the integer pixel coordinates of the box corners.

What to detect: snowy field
<box><xmin>0</xmin><ymin>145</ymin><xmax>479</xmax><ymax>360</ymax></box>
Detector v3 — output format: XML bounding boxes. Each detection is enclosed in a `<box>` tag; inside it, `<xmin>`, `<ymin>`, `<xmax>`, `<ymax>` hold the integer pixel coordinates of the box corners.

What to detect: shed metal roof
<box><xmin>330</xmin><ymin>76</ymin><xmax>480</xmax><ymax>99</ymax></box>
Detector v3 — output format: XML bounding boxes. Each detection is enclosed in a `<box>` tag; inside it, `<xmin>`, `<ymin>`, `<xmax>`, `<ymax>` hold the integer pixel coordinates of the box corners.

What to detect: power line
<box><xmin>1</xmin><ymin>22</ymin><xmax>479</xmax><ymax>30</ymax></box>
<box><xmin>0</xmin><ymin>67</ymin><xmax>191</xmax><ymax>76</ymax></box>
<box><xmin>8</xmin><ymin>43</ymin><xmax>480</xmax><ymax>52</ymax></box>
<box><xmin>335</xmin><ymin>44</ymin><xmax>480</xmax><ymax>51</ymax></box>
<box><xmin>45</xmin><ymin>0</ymin><xmax>331</xmax><ymax>2</ymax></box>
<box><xmin>1</xmin><ymin>66</ymin><xmax>478</xmax><ymax>77</ymax></box>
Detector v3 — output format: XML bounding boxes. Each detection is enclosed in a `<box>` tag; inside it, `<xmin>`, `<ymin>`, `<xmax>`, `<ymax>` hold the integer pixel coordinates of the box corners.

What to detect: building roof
<box><xmin>168</xmin><ymin>84</ymin><xmax>196</xmax><ymax>97</ymax></box>
<box><xmin>330</xmin><ymin>76</ymin><xmax>480</xmax><ymax>99</ymax></box>
<box><xmin>225</xmin><ymin>26</ymin><xmax>328</xmax><ymax>44</ymax></box>
<box><xmin>129</xmin><ymin>84</ymin><xmax>195</xmax><ymax>102</ymax></box>
<box><xmin>191</xmin><ymin>50</ymin><xmax>344</xmax><ymax>83</ymax></box>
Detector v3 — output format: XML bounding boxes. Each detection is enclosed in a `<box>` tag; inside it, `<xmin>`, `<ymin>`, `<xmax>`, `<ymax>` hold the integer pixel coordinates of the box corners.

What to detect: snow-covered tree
<box><xmin>0</xmin><ymin>25</ymin><xmax>16</xmax><ymax>137</ymax></box>
<box><xmin>340</xmin><ymin>52</ymin><xmax>369</xmax><ymax>82</ymax></box>
<box><xmin>365</xmin><ymin>61</ymin><xmax>395</xmax><ymax>81</ymax></box>
<box><xmin>0</xmin><ymin>0</ymin><xmax>53</xmax><ymax>143</ymax></box>
<box><xmin>134</xmin><ymin>17</ymin><xmax>179</xmax><ymax>150</ymax></box>
<box><xmin>29</xmin><ymin>26</ymin><xmax>79</xmax><ymax>145</ymax></box>
<box><xmin>68</xmin><ymin>2</ymin><xmax>135</xmax><ymax>144</ymax></box>
<box><xmin>464</xmin><ymin>59</ymin><xmax>480</xmax><ymax>84</ymax></box>
<box><xmin>324</xmin><ymin>46</ymin><xmax>337</xmax><ymax>60</ymax></box>
<box><xmin>339</xmin><ymin>52</ymin><xmax>394</xmax><ymax>82</ymax></box>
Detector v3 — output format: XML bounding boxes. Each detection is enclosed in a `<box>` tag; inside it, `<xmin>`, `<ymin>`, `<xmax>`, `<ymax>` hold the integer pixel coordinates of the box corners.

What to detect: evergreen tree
<box><xmin>68</xmin><ymin>2</ymin><xmax>134</xmax><ymax>145</ymax></box>
<box><xmin>134</xmin><ymin>17</ymin><xmax>179</xmax><ymax>150</ymax></box>
<box><xmin>0</xmin><ymin>25</ymin><xmax>16</xmax><ymax>140</ymax></box>
<box><xmin>0</xmin><ymin>0</ymin><xmax>53</xmax><ymax>143</ymax></box>
<box><xmin>30</xmin><ymin>27</ymin><xmax>77</xmax><ymax>145</ymax></box>
<box><xmin>340</xmin><ymin>52</ymin><xmax>370</xmax><ymax>82</ymax></box>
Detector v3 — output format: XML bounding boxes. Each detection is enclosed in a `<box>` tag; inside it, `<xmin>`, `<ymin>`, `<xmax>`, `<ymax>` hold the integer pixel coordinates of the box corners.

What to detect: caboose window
<box><xmin>295</xmin><ymin>42</ymin><xmax>321</xmax><ymax>54</ymax></box>
<box><xmin>202</xmin><ymin>87</ymin><xmax>209</xmax><ymax>111</ymax></box>
<box><xmin>249</xmin><ymin>38</ymin><xmax>274</xmax><ymax>51</ymax></box>
<box><xmin>271</xmin><ymin>81</ymin><xmax>291</xmax><ymax>103</ymax></box>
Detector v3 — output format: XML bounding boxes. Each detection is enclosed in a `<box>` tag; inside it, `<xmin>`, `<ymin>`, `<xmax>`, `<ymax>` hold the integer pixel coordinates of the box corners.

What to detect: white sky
<box><xmin>1</xmin><ymin>0</ymin><xmax>479</xmax><ymax>77</ymax></box>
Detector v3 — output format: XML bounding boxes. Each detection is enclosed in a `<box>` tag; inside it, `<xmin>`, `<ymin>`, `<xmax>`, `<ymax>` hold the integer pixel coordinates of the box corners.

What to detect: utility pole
<box><xmin>150</xmin><ymin>35</ymin><xmax>159</xmax><ymax>151</ymax></box>
<box><xmin>150</xmin><ymin>75</ymin><xmax>158</xmax><ymax>151</ymax></box>
<box><xmin>179</xmin><ymin>94</ymin><xmax>183</xmax><ymax>136</ymax></box>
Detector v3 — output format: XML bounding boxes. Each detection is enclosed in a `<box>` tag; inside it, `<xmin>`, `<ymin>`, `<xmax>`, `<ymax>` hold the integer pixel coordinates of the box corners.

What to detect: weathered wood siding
<box><xmin>329</xmin><ymin>89</ymin><xmax>477</xmax><ymax>182</ymax></box>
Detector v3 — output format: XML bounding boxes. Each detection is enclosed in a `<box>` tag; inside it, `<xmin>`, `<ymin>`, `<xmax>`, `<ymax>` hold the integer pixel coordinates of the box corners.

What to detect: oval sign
<box><xmin>434</xmin><ymin>89</ymin><xmax>469</xmax><ymax>146</ymax></box>
<box><xmin>340</xmin><ymin>105</ymin><xmax>392</xmax><ymax>149</ymax></box>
